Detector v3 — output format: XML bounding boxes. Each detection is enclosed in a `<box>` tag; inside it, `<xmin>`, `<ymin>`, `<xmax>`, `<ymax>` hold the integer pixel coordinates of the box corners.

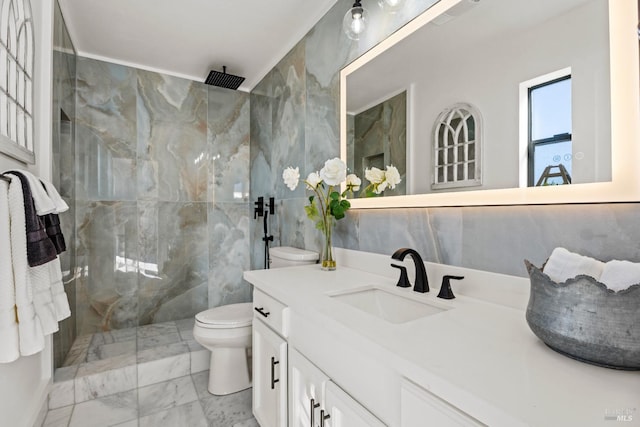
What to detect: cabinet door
<box><xmin>400</xmin><ymin>379</ymin><xmax>485</xmax><ymax>427</ymax></box>
<box><xmin>253</xmin><ymin>319</ymin><xmax>288</xmax><ymax>427</ymax></box>
<box><xmin>323</xmin><ymin>381</ymin><xmax>386</xmax><ymax>427</ymax></box>
<box><xmin>288</xmin><ymin>348</ymin><xmax>329</xmax><ymax>427</ymax></box>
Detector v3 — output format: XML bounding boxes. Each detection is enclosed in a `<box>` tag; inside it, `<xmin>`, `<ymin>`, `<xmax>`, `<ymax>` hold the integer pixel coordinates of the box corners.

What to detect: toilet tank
<box><xmin>269</xmin><ymin>246</ymin><xmax>318</xmax><ymax>268</ymax></box>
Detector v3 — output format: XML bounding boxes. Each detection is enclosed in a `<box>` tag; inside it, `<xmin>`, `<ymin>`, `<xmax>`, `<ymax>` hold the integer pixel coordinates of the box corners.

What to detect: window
<box><xmin>527</xmin><ymin>74</ymin><xmax>572</xmax><ymax>186</ymax></box>
<box><xmin>432</xmin><ymin>103</ymin><xmax>482</xmax><ymax>190</ymax></box>
<box><xmin>0</xmin><ymin>0</ymin><xmax>34</xmax><ymax>164</ymax></box>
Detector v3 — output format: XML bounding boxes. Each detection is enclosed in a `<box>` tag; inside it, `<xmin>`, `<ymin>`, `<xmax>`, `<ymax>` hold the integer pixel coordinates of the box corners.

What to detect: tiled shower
<box><xmin>52</xmin><ymin>8</ymin><xmax>252</xmax><ymax>370</ymax></box>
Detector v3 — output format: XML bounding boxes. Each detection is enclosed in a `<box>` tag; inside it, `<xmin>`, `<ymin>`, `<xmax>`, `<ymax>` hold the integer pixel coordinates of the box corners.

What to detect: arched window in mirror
<box><xmin>432</xmin><ymin>103</ymin><xmax>482</xmax><ymax>190</ymax></box>
<box><xmin>0</xmin><ymin>0</ymin><xmax>34</xmax><ymax>164</ymax></box>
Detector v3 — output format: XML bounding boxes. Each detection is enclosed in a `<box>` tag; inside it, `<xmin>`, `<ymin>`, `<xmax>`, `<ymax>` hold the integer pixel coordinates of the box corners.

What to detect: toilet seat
<box><xmin>195</xmin><ymin>302</ymin><xmax>253</xmax><ymax>329</ymax></box>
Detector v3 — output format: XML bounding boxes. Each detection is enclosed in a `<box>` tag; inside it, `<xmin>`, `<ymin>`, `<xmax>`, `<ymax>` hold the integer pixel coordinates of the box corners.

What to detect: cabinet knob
<box><xmin>254</xmin><ymin>306</ymin><xmax>270</xmax><ymax>317</ymax></box>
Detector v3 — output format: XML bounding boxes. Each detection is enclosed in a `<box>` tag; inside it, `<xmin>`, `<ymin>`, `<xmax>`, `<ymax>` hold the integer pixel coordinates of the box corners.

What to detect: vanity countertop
<box><xmin>244</xmin><ymin>254</ymin><xmax>640</xmax><ymax>427</ymax></box>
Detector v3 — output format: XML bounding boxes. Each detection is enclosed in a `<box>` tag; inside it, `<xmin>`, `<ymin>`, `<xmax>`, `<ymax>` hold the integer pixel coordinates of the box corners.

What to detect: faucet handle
<box><xmin>437</xmin><ymin>275</ymin><xmax>464</xmax><ymax>299</ymax></box>
<box><xmin>391</xmin><ymin>264</ymin><xmax>411</xmax><ymax>288</ymax></box>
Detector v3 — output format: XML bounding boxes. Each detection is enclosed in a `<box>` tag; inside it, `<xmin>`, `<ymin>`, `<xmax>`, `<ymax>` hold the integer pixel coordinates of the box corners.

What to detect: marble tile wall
<box><xmin>352</xmin><ymin>91</ymin><xmax>406</xmax><ymax>196</ymax></box>
<box><xmin>73</xmin><ymin>57</ymin><xmax>250</xmax><ymax>335</ymax></box>
<box><xmin>52</xmin><ymin>0</ymin><xmax>78</xmax><ymax>368</ymax></box>
<box><xmin>250</xmin><ymin>0</ymin><xmax>640</xmax><ymax>278</ymax></box>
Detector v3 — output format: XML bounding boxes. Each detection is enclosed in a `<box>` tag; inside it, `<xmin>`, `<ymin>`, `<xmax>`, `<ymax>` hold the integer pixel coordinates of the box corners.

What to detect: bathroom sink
<box><xmin>329</xmin><ymin>287</ymin><xmax>449</xmax><ymax>324</ymax></box>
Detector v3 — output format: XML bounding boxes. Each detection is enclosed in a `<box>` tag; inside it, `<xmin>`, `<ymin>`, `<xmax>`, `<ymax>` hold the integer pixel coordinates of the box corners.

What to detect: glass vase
<box><xmin>321</xmin><ymin>216</ymin><xmax>336</xmax><ymax>271</ymax></box>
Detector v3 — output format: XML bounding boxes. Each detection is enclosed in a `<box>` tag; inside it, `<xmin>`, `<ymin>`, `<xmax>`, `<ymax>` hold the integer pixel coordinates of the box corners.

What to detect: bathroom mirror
<box><xmin>340</xmin><ymin>0</ymin><xmax>640</xmax><ymax>207</ymax></box>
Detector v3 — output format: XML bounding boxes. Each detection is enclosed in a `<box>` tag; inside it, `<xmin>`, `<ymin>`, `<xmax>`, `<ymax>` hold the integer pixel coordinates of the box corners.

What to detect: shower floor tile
<box><xmin>48</xmin><ymin>318</ymin><xmax>257</xmax><ymax>426</ymax></box>
<box><xmin>43</xmin><ymin>373</ymin><xmax>257</xmax><ymax>427</ymax></box>
<box><xmin>60</xmin><ymin>318</ymin><xmax>196</xmax><ymax>367</ymax></box>
<box><xmin>86</xmin><ymin>340</ymin><xmax>136</xmax><ymax>362</ymax></box>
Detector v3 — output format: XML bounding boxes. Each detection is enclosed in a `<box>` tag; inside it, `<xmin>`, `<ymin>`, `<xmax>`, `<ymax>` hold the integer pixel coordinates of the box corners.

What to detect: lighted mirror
<box><xmin>340</xmin><ymin>0</ymin><xmax>640</xmax><ymax>207</ymax></box>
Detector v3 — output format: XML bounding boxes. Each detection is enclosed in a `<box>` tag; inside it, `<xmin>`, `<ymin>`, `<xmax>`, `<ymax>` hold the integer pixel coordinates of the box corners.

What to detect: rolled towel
<box><xmin>543</xmin><ymin>247</ymin><xmax>605</xmax><ymax>283</ymax></box>
<box><xmin>599</xmin><ymin>260</ymin><xmax>640</xmax><ymax>292</ymax></box>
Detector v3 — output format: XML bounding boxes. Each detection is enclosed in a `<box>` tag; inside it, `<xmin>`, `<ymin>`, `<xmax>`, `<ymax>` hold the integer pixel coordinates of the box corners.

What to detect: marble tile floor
<box><xmin>44</xmin><ymin>318</ymin><xmax>258</xmax><ymax>426</ymax></box>
<box><xmin>61</xmin><ymin>318</ymin><xmax>200</xmax><ymax>367</ymax></box>
<box><xmin>41</xmin><ymin>371</ymin><xmax>259</xmax><ymax>427</ymax></box>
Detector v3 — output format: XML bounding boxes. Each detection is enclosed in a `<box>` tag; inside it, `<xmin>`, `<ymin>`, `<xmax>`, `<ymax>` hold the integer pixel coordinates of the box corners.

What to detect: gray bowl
<box><xmin>524</xmin><ymin>260</ymin><xmax>640</xmax><ymax>370</ymax></box>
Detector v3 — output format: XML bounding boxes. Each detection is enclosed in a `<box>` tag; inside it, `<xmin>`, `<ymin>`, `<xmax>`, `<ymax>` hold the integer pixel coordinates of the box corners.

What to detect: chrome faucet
<box><xmin>391</xmin><ymin>248</ymin><xmax>429</xmax><ymax>293</ymax></box>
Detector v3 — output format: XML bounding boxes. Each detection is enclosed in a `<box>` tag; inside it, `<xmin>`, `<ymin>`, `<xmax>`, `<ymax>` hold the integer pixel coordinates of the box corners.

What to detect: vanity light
<box><xmin>343</xmin><ymin>0</ymin><xmax>369</xmax><ymax>40</ymax></box>
<box><xmin>378</xmin><ymin>0</ymin><xmax>405</xmax><ymax>13</ymax></box>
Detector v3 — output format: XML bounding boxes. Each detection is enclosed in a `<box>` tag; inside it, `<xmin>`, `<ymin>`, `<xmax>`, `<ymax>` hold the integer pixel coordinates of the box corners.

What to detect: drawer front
<box><xmin>253</xmin><ymin>289</ymin><xmax>289</xmax><ymax>337</ymax></box>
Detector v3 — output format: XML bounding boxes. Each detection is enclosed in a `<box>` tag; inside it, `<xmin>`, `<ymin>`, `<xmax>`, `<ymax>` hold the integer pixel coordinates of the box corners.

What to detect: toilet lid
<box><xmin>195</xmin><ymin>302</ymin><xmax>253</xmax><ymax>328</ymax></box>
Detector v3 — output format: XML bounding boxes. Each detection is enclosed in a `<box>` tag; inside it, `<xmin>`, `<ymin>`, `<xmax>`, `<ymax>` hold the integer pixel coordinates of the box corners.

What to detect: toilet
<box><xmin>193</xmin><ymin>246</ymin><xmax>318</xmax><ymax>395</ymax></box>
<box><xmin>269</xmin><ymin>245</ymin><xmax>319</xmax><ymax>268</ymax></box>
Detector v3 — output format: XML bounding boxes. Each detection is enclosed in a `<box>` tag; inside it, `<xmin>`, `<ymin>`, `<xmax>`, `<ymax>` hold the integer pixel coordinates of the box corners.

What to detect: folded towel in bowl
<box><xmin>599</xmin><ymin>260</ymin><xmax>640</xmax><ymax>292</ymax></box>
<box><xmin>543</xmin><ymin>247</ymin><xmax>605</xmax><ymax>283</ymax></box>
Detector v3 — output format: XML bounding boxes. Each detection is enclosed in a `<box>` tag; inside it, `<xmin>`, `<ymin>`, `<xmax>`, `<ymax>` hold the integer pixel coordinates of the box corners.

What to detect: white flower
<box><xmin>320</xmin><ymin>158</ymin><xmax>347</xmax><ymax>186</ymax></box>
<box><xmin>385</xmin><ymin>165</ymin><xmax>401</xmax><ymax>189</ymax></box>
<box><xmin>306</xmin><ymin>171</ymin><xmax>322</xmax><ymax>190</ymax></box>
<box><xmin>374</xmin><ymin>180</ymin><xmax>389</xmax><ymax>194</ymax></box>
<box><xmin>365</xmin><ymin>167</ymin><xmax>385</xmax><ymax>184</ymax></box>
<box><xmin>346</xmin><ymin>174</ymin><xmax>361</xmax><ymax>191</ymax></box>
<box><xmin>282</xmin><ymin>166</ymin><xmax>300</xmax><ymax>191</ymax></box>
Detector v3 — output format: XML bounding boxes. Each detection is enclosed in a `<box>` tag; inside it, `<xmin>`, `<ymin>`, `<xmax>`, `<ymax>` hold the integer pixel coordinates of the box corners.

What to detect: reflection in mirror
<box><xmin>344</xmin><ymin>0</ymin><xmax>613</xmax><ymax>197</ymax></box>
<box><xmin>347</xmin><ymin>91</ymin><xmax>407</xmax><ymax>197</ymax></box>
<box><xmin>433</xmin><ymin>102</ymin><xmax>482</xmax><ymax>190</ymax></box>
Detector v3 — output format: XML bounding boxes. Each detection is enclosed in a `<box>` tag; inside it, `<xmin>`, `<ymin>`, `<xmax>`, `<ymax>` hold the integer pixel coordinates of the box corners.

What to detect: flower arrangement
<box><xmin>283</xmin><ymin>158</ymin><xmax>401</xmax><ymax>270</ymax></box>
<box><xmin>362</xmin><ymin>165</ymin><xmax>402</xmax><ymax>196</ymax></box>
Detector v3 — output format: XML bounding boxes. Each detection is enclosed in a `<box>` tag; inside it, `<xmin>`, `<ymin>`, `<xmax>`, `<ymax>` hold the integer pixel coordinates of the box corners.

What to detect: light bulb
<box><xmin>378</xmin><ymin>0</ymin><xmax>405</xmax><ymax>13</ymax></box>
<box><xmin>343</xmin><ymin>3</ymin><xmax>369</xmax><ymax>40</ymax></box>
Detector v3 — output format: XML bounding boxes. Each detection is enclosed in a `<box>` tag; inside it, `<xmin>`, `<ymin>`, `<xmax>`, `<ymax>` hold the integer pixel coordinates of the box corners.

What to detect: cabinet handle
<box><xmin>320</xmin><ymin>409</ymin><xmax>331</xmax><ymax>427</ymax></box>
<box><xmin>254</xmin><ymin>307</ymin><xmax>270</xmax><ymax>318</ymax></box>
<box><xmin>270</xmin><ymin>357</ymin><xmax>279</xmax><ymax>389</ymax></box>
<box><xmin>310</xmin><ymin>398</ymin><xmax>320</xmax><ymax>427</ymax></box>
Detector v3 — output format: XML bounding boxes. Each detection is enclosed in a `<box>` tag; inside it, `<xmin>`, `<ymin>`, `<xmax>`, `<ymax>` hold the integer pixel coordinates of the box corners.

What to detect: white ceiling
<box><xmin>58</xmin><ymin>0</ymin><xmax>340</xmax><ymax>92</ymax></box>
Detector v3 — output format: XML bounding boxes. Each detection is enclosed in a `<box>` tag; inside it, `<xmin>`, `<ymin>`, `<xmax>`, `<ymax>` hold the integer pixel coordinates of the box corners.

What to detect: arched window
<box><xmin>432</xmin><ymin>103</ymin><xmax>482</xmax><ymax>190</ymax></box>
<box><xmin>0</xmin><ymin>0</ymin><xmax>34</xmax><ymax>164</ymax></box>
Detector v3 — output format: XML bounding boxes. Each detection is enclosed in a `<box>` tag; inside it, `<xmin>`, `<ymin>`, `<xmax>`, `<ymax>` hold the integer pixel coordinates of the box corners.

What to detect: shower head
<box><xmin>204</xmin><ymin>66</ymin><xmax>245</xmax><ymax>90</ymax></box>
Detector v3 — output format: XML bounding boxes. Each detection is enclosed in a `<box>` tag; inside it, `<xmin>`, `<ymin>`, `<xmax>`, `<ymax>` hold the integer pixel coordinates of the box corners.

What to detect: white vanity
<box><xmin>245</xmin><ymin>249</ymin><xmax>640</xmax><ymax>427</ymax></box>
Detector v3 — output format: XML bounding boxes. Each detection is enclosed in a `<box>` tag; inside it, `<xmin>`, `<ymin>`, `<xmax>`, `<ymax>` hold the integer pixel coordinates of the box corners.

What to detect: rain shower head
<box><xmin>204</xmin><ymin>66</ymin><xmax>245</xmax><ymax>90</ymax></box>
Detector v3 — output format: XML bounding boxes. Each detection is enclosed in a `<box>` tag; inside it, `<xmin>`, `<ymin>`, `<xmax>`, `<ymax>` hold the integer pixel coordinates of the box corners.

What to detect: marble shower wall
<box><xmin>352</xmin><ymin>91</ymin><xmax>406</xmax><ymax>197</ymax></box>
<box><xmin>74</xmin><ymin>58</ymin><xmax>249</xmax><ymax>335</ymax></box>
<box><xmin>52</xmin><ymin>0</ymin><xmax>78</xmax><ymax>368</ymax></box>
<box><xmin>250</xmin><ymin>0</ymin><xmax>640</xmax><ymax>277</ymax></box>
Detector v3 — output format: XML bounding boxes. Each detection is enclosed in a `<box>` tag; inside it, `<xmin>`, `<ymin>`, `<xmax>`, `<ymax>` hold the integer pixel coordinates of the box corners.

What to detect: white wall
<box><xmin>407</xmin><ymin>0</ymin><xmax>610</xmax><ymax>193</ymax></box>
<box><xmin>0</xmin><ymin>0</ymin><xmax>55</xmax><ymax>426</ymax></box>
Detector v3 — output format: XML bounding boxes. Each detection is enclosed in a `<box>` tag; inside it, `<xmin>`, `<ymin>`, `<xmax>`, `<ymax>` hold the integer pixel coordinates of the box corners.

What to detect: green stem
<box><xmin>304</xmin><ymin>180</ymin><xmax>336</xmax><ymax>270</ymax></box>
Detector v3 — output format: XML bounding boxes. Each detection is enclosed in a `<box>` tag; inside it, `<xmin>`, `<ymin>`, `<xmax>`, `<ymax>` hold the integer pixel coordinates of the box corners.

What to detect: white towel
<box><xmin>599</xmin><ymin>260</ymin><xmax>640</xmax><ymax>292</ymax></box>
<box><xmin>40</xmin><ymin>178</ymin><xmax>68</xmax><ymax>213</ymax></box>
<box><xmin>8</xmin><ymin>169</ymin><xmax>56</xmax><ymax>215</ymax></box>
<box><xmin>0</xmin><ymin>181</ymin><xmax>20</xmax><ymax>363</ymax></box>
<box><xmin>543</xmin><ymin>247</ymin><xmax>605</xmax><ymax>283</ymax></box>
<box><xmin>8</xmin><ymin>177</ymin><xmax>45</xmax><ymax>356</ymax></box>
<box><xmin>29</xmin><ymin>263</ymin><xmax>60</xmax><ymax>335</ymax></box>
<box><xmin>49</xmin><ymin>258</ymin><xmax>70</xmax><ymax>321</ymax></box>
